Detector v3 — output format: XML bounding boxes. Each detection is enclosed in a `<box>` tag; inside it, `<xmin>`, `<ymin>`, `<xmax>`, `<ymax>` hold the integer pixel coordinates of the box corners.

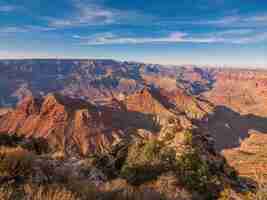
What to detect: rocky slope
<box><xmin>0</xmin><ymin>86</ymin><xmax>208</xmax><ymax>156</ymax></box>
<box><xmin>203</xmin><ymin>68</ymin><xmax>267</xmax><ymax>116</ymax></box>
<box><xmin>0</xmin><ymin>122</ymin><xmax>247</xmax><ymax>200</ymax></box>
<box><xmin>223</xmin><ymin>132</ymin><xmax>267</xmax><ymax>184</ymax></box>
<box><xmin>0</xmin><ymin>93</ymin><xmax>126</xmax><ymax>155</ymax></box>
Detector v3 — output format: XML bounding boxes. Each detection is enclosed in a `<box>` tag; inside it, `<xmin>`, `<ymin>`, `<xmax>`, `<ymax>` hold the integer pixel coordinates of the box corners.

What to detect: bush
<box><xmin>0</xmin><ymin>134</ymin><xmax>22</xmax><ymax>147</ymax></box>
<box><xmin>184</xmin><ymin>130</ymin><xmax>193</xmax><ymax>145</ymax></box>
<box><xmin>120</xmin><ymin>139</ymin><xmax>177</xmax><ymax>185</ymax></box>
<box><xmin>142</xmin><ymin>140</ymin><xmax>162</xmax><ymax>162</ymax></box>
<box><xmin>176</xmin><ymin>148</ymin><xmax>213</xmax><ymax>193</ymax></box>
<box><xmin>21</xmin><ymin>137</ymin><xmax>51</xmax><ymax>155</ymax></box>
<box><xmin>0</xmin><ymin>134</ymin><xmax>51</xmax><ymax>155</ymax></box>
<box><xmin>120</xmin><ymin>164</ymin><xmax>161</xmax><ymax>185</ymax></box>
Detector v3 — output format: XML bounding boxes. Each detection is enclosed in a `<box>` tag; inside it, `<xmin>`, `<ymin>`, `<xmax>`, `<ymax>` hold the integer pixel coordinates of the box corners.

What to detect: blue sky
<box><xmin>0</xmin><ymin>0</ymin><xmax>266</xmax><ymax>67</ymax></box>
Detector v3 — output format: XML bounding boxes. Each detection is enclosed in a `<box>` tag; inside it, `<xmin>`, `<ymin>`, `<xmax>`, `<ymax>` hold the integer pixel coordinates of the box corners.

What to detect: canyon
<box><xmin>1</xmin><ymin>59</ymin><xmax>267</xmax><ymax>199</ymax></box>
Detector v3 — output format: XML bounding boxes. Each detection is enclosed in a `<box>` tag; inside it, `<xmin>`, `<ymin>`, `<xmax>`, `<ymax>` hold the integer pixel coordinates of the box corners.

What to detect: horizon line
<box><xmin>0</xmin><ymin>57</ymin><xmax>265</xmax><ymax>69</ymax></box>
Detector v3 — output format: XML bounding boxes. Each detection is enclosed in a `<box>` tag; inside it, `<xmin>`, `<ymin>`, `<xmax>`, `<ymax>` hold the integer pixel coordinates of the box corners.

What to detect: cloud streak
<box><xmin>74</xmin><ymin>29</ymin><xmax>267</xmax><ymax>45</ymax></box>
<box><xmin>0</xmin><ymin>5</ymin><xmax>17</xmax><ymax>12</ymax></box>
<box><xmin>47</xmin><ymin>0</ymin><xmax>152</xmax><ymax>28</ymax></box>
<box><xmin>74</xmin><ymin>32</ymin><xmax>220</xmax><ymax>45</ymax></box>
<box><xmin>0</xmin><ymin>26</ymin><xmax>56</xmax><ymax>34</ymax></box>
<box><xmin>192</xmin><ymin>13</ymin><xmax>267</xmax><ymax>28</ymax></box>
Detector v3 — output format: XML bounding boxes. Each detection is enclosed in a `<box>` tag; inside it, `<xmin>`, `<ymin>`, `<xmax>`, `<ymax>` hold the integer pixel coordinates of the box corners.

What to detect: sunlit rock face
<box><xmin>0</xmin><ymin>80</ymin><xmax>213</xmax><ymax>156</ymax></box>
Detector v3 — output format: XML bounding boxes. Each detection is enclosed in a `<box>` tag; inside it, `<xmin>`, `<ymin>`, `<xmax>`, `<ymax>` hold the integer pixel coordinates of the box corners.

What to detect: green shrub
<box><xmin>176</xmin><ymin>148</ymin><xmax>212</xmax><ymax>193</ymax></box>
<box><xmin>120</xmin><ymin>139</ymin><xmax>177</xmax><ymax>185</ymax></box>
<box><xmin>0</xmin><ymin>134</ymin><xmax>22</xmax><ymax>147</ymax></box>
<box><xmin>120</xmin><ymin>164</ymin><xmax>161</xmax><ymax>185</ymax></box>
<box><xmin>0</xmin><ymin>134</ymin><xmax>51</xmax><ymax>155</ymax></box>
<box><xmin>184</xmin><ymin>130</ymin><xmax>193</xmax><ymax>145</ymax></box>
<box><xmin>142</xmin><ymin>140</ymin><xmax>162</xmax><ymax>162</ymax></box>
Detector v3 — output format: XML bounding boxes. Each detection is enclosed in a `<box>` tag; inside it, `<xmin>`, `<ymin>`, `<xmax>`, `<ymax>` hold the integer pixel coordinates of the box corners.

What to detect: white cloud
<box><xmin>48</xmin><ymin>5</ymin><xmax>115</xmax><ymax>27</ymax></box>
<box><xmin>75</xmin><ymin>31</ymin><xmax>221</xmax><ymax>45</ymax></box>
<box><xmin>46</xmin><ymin>0</ymin><xmax>116</xmax><ymax>27</ymax></box>
<box><xmin>161</xmin><ymin>13</ymin><xmax>267</xmax><ymax>30</ymax></box>
<box><xmin>74</xmin><ymin>29</ymin><xmax>267</xmax><ymax>45</ymax></box>
<box><xmin>47</xmin><ymin>0</ymin><xmax>153</xmax><ymax>28</ymax></box>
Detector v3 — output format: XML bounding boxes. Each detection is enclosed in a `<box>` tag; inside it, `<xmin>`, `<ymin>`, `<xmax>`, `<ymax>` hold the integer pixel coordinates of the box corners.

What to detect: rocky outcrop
<box><xmin>0</xmin><ymin>94</ymin><xmax>121</xmax><ymax>155</ymax></box>
<box><xmin>0</xmin><ymin>86</ymin><xmax>202</xmax><ymax>156</ymax></box>
<box><xmin>223</xmin><ymin>132</ymin><xmax>267</xmax><ymax>184</ymax></box>
<box><xmin>159</xmin><ymin>88</ymin><xmax>213</xmax><ymax>119</ymax></box>
<box><xmin>203</xmin><ymin>68</ymin><xmax>267</xmax><ymax>116</ymax></box>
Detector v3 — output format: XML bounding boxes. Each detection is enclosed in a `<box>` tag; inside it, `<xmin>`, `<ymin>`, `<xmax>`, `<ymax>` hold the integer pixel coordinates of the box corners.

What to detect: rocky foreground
<box><xmin>0</xmin><ymin>86</ymin><xmax>259</xmax><ymax>199</ymax></box>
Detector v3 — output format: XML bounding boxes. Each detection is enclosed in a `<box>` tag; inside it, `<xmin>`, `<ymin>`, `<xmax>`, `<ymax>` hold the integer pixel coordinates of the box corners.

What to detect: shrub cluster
<box><xmin>0</xmin><ymin>134</ymin><xmax>22</xmax><ymax>147</ymax></box>
<box><xmin>120</xmin><ymin>139</ymin><xmax>177</xmax><ymax>185</ymax></box>
<box><xmin>176</xmin><ymin>148</ymin><xmax>213</xmax><ymax>193</ymax></box>
<box><xmin>119</xmin><ymin>133</ymin><xmax>225</xmax><ymax>199</ymax></box>
<box><xmin>0</xmin><ymin>133</ymin><xmax>51</xmax><ymax>155</ymax></box>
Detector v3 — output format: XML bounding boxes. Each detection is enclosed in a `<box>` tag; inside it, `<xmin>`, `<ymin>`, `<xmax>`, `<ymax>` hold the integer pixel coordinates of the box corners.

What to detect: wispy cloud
<box><xmin>47</xmin><ymin>0</ymin><xmax>153</xmax><ymax>28</ymax></box>
<box><xmin>159</xmin><ymin>12</ymin><xmax>267</xmax><ymax>30</ymax></box>
<box><xmin>232</xmin><ymin>32</ymin><xmax>267</xmax><ymax>44</ymax></box>
<box><xmin>74</xmin><ymin>29</ymin><xmax>267</xmax><ymax>45</ymax></box>
<box><xmin>195</xmin><ymin>13</ymin><xmax>267</xmax><ymax>28</ymax></box>
<box><xmin>0</xmin><ymin>26</ymin><xmax>55</xmax><ymax>34</ymax></box>
<box><xmin>0</xmin><ymin>5</ymin><xmax>17</xmax><ymax>12</ymax></box>
<box><xmin>0</xmin><ymin>27</ymin><xmax>28</xmax><ymax>33</ymax></box>
<box><xmin>74</xmin><ymin>31</ymin><xmax>219</xmax><ymax>45</ymax></box>
<box><xmin>48</xmin><ymin>4</ymin><xmax>115</xmax><ymax>27</ymax></box>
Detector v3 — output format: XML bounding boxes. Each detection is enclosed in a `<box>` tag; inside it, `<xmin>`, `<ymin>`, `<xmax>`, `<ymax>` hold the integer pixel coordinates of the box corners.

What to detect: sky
<box><xmin>0</xmin><ymin>0</ymin><xmax>266</xmax><ymax>67</ymax></box>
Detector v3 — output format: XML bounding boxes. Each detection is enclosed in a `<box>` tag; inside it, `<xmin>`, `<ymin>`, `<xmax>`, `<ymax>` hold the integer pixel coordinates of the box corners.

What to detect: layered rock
<box><xmin>223</xmin><ymin>132</ymin><xmax>267</xmax><ymax>184</ymax></box>
<box><xmin>203</xmin><ymin>68</ymin><xmax>267</xmax><ymax>116</ymax></box>
<box><xmin>159</xmin><ymin>88</ymin><xmax>213</xmax><ymax>119</ymax></box>
<box><xmin>0</xmin><ymin>94</ymin><xmax>121</xmax><ymax>155</ymax></box>
<box><xmin>0</xmin><ymin>87</ymin><xmax>201</xmax><ymax>156</ymax></box>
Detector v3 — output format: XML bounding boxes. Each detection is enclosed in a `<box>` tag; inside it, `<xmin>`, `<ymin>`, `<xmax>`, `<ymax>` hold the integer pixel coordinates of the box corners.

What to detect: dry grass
<box><xmin>0</xmin><ymin>182</ymin><xmax>97</xmax><ymax>200</ymax></box>
<box><xmin>66</xmin><ymin>180</ymin><xmax>97</xmax><ymax>200</ymax></box>
<box><xmin>24</xmin><ymin>184</ymin><xmax>79</xmax><ymax>200</ymax></box>
<box><xmin>0</xmin><ymin>146</ymin><xmax>35</xmax><ymax>178</ymax></box>
<box><xmin>0</xmin><ymin>186</ymin><xmax>13</xmax><ymax>200</ymax></box>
